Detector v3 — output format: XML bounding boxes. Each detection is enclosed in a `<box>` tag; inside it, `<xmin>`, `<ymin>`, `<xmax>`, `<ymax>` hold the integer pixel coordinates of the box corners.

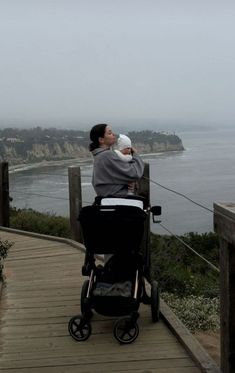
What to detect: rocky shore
<box><xmin>4</xmin><ymin>140</ymin><xmax>184</xmax><ymax>166</ymax></box>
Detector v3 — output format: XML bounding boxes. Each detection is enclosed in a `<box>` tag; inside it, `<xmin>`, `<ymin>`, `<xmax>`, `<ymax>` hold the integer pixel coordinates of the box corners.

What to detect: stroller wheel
<box><xmin>68</xmin><ymin>315</ymin><xmax>91</xmax><ymax>341</ymax></box>
<box><xmin>151</xmin><ymin>280</ymin><xmax>160</xmax><ymax>322</ymax></box>
<box><xmin>113</xmin><ymin>317</ymin><xmax>139</xmax><ymax>344</ymax></box>
<box><xmin>81</xmin><ymin>280</ymin><xmax>89</xmax><ymax>314</ymax></box>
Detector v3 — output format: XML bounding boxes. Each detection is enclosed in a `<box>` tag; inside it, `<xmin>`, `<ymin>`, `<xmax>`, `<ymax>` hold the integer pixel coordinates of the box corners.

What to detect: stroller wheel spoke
<box><xmin>128</xmin><ymin>329</ymin><xmax>135</xmax><ymax>338</ymax></box>
<box><xmin>78</xmin><ymin>329</ymin><xmax>84</xmax><ymax>338</ymax></box>
<box><xmin>120</xmin><ymin>330</ymin><xmax>127</xmax><ymax>340</ymax></box>
<box><xmin>73</xmin><ymin>321</ymin><xmax>79</xmax><ymax>331</ymax></box>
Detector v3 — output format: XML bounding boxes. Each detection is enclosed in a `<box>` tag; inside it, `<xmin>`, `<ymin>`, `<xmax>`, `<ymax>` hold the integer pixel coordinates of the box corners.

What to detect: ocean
<box><xmin>9</xmin><ymin>127</ymin><xmax>235</xmax><ymax>235</ymax></box>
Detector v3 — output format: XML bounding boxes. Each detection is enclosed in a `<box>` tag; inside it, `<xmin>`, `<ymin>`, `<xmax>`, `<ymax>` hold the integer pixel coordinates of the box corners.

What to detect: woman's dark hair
<box><xmin>89</xmin><ymin>123</ymin><xmax>107</xmax><ymax>151</ymax></box>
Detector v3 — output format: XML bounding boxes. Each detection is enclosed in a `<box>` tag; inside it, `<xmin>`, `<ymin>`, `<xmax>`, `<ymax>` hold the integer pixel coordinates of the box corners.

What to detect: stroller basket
<box><xmin>79</xmin><ymin>205</ymin><xmax>147</xmax><ymax>254</ymax></box>
<box><xmin>92</xmin><ymin>296</ymin><xmax>139</xmax><ymax>317</ymax></box>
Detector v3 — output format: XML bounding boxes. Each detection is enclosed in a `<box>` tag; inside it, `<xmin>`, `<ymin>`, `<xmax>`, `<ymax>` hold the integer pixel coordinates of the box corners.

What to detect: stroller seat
<box><xmin>79</xmin><ymin>203</ymin><xmax>147</xmax><ymax>255</ymax></box>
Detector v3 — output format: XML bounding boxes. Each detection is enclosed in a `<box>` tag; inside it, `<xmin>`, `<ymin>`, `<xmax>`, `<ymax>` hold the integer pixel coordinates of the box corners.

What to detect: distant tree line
<box><xmin>0</xmin><ymin>127</ymin><xmax>90</xmax><ymax>146</ymax></box>
<box><xmin>0</xmin><ymin>127</ymin><xmax>182</xmax><ymax>146</ymax></box>
<box><xmin>127</xmin><ymin>130</ymin><xmax>182</xmax><ymax>145</ymax></box>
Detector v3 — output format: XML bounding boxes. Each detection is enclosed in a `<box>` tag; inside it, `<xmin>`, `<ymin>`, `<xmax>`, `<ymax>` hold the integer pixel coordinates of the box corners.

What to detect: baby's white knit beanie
<box><xmin>117</xmin><ymin>134</ymin><xmax>132</xmax><ymax>150</ymax></box>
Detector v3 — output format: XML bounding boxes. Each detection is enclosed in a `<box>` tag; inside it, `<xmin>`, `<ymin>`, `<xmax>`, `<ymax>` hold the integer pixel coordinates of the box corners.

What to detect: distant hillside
<box><xmin>0</xmin><ymin>127</ymin><xmax>184</xmax><ymax>165</ymax></box>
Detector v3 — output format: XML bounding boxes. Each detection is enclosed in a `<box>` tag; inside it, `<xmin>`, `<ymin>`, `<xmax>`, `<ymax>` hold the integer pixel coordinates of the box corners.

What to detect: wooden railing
<box><xmin>214</xmin><ymin>202</ymin><xmax>235</xmax><ymax>373</ymax></box>
<box><xmin>0</xmin><ymin>162</ymin><xmax>10</xmax><ymax>227</ymax></box>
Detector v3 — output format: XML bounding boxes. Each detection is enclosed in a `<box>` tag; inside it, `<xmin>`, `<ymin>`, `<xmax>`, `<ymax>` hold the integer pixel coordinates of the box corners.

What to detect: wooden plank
<box><xmin>0</xmin><ymin>227</ymin><xmax>86</xmax><ymax>253</ymax></box>
<box><xmin>6</xmin><ymin>250</ymin><xmax>76</xmax><ymax>261</ymax></box>
<box><xmin>4</xmin><ymin>254</ymin><xmax>82</xmax><ymax>268</ymax></box>
<box><xmin>0</xmin><ymin>327</ymin><xmax>173</xmax><ymax>342</ymax></box>
<box><xmin>1</xmin><ymin>339</ymin><xmax>184</xmax><ymax>356</ymax></box>
<box><xmin>0</xmin><ymin>360</ymin><xmax>199</xmax><ymax>373</ymax></box>
<box><xmin>7</xmin><ymin>241</ymin><xmax>75</xmax><ymax>251</ymax></box>
<box><xmin>0</xmin><ymin>349</ymin><xmax>190</xmax><ymax>369</ymax></box>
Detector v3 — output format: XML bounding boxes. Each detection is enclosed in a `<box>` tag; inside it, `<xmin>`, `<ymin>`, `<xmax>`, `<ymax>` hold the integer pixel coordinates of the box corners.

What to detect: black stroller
<box><xmin>68</xmin><ymin>196</ymin><xmax>161</xmax><ymax>344</ymax></box>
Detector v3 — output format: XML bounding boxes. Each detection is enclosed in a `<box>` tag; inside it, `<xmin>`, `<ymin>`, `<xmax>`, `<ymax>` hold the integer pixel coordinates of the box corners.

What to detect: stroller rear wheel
<box><xmin>113</xmin><ymin>317</ymin><xmax>139</xmax><ymax>344</ymax></box>
<box><xmin>68</xmin><ymin>315</ymin><xmax>91</xmax><ymax>341</ymax></box>
<box><xmin>151</xmin><ymin>280</ymin><xmax>160</xmax><ymax>322</ymax></box>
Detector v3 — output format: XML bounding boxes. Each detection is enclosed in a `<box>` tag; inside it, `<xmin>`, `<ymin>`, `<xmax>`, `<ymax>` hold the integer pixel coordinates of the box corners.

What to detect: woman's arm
<box><xmin>101</xmin><ymin>150</ymin><xmax>144</xmax><ymax>182</ymax></box>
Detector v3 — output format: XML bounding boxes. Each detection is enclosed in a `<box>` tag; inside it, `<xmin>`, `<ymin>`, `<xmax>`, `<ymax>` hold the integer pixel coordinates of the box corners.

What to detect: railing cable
<box><xmin>10</xmin><ymin>189</ymin><xmax>92</xmax><ymax>206</ymax></box>
<box><xmin>145</xmin><ymin>177</ymin><xmax>213</xmax><ymax>213</ymax></box>
<box><xmin>158</xmin><ymin>221</ymin><xmax>219</xmax><ymax>273</ymax></box>
<box><xmin>10</xmin><ymin>189</ymin><xmax>69</xmax><ymax>201</ymax></box>
<box><xmin>33</xmin><ymin>172</ymin><xmax>67</xmax><ymax>177</ymax></box>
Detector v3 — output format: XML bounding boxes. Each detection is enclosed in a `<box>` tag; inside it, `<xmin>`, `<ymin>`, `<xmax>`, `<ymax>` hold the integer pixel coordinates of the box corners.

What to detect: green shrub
<box><xmin>10</xmin><ymin>208</ymin><xmax>71</xmax><ymax>238</ymax></box>
<box><xmin>150</xmin><ymin>232</ymin><xmax>219</xmax><ymax>297</ymax></box>
<box><xmin>162</xmin><ymin>292</ymin><xmax>220</xmax><ymax>332</ymax></box>
<box><xmin>0</xmin><ymin>238</ymin><xmax>13</xmax><ymax>281</ymax></box>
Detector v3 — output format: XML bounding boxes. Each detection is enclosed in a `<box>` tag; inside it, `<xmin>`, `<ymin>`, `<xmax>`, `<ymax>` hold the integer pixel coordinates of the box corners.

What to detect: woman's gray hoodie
<box><xmin>91</xmin><ymin>147</ymin><xmax>144</xmax><ymax>197</ymax></box>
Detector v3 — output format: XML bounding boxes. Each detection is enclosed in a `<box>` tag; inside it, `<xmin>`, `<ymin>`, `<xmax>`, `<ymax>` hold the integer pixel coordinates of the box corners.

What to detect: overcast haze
<box><xmin>0</xmin><ymin>0</ymin><xmax>234</xmax><ymax>130</ymax></box>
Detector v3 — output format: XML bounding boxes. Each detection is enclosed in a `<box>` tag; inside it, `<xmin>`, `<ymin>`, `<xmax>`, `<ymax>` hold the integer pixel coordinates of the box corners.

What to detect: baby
<box><xmin>115</xmin><ymin>134</ymin><xmax>136</xmax><ymax>195</ymax></box>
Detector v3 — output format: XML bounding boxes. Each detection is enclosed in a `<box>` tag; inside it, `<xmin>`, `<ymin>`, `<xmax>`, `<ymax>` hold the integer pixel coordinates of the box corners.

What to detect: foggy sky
<box><xmin>0</xmin><ymin>0</ymin><xmax>234</xmax><ymax>130</ymax></box>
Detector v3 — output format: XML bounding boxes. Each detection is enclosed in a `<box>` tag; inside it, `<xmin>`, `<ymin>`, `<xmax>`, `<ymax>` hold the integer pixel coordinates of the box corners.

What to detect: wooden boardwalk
<box><xmin>0</xmin><ymin>229</ymin><xmax>219</xmax><ymax>373</ymax></box>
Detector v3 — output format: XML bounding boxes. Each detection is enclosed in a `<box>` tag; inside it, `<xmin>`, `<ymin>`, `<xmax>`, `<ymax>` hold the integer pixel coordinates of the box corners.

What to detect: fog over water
<box><xmin>0</xmin><ymin>1</ymin><xmax>235</xmax><ymax>130</ymax></box>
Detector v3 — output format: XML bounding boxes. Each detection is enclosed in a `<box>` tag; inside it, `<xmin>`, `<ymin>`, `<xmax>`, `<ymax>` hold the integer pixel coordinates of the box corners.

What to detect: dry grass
<box><xmin>194</xmin><ymin>331</ymin><xmax>220</xmax><ymax>366</ymax></box>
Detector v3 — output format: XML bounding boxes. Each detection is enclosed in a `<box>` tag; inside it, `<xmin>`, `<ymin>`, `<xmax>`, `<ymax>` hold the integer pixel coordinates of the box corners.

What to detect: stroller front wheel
<box><xmin>113</xmin><ymin>317</ymin><xmax>139</xmax><ymax>344</ymax></box>
<box><xmin>68</xmin><ymin>315</ymin><xmax>91</xmax><ymax>341</ymax></box>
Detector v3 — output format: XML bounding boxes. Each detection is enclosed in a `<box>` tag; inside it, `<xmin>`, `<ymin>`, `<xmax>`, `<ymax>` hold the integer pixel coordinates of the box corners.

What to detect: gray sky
<box><xmin>0</xmin><ymin>0</ymin><xmax>234</xmax><ymax>130</ymax></box>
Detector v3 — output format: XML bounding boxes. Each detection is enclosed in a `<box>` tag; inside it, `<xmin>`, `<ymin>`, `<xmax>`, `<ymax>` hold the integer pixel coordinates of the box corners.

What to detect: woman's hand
<box><xmin>131</xmin><ymin>147</ymin><xmax>137</xmax><ymax>155</ymax></box>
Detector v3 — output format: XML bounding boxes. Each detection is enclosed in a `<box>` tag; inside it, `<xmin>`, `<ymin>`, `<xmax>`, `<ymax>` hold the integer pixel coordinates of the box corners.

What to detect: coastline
<box><xmin>8</xmin><ymin>149</ymin><xmax>182</xmax><ymax>174</ymax></box>
<box><xmin>8</xmin><ymin>157</ymin><xmax>93</xmax><ymax>174</ymax></box>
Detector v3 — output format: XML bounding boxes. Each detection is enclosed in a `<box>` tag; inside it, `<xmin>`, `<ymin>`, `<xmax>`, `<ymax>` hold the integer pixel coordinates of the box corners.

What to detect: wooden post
<box><xmin>138</xmin><ymin>162</ymin><xmax>150</xmax><ymax>206</ymax></box>
<box><xmin>68</xmin><ymin>166</ymin><xmax>83</xmax><ymax>243</ymax></box>
<box><xmin>214</xmin><ymin>202</ymin><xmax>235</xmax><ymax>373</ymax></box>
<box><xmin>0</xmin><ymin>162</ymin><xmax>10</xmax><ymax>227</ymax></box>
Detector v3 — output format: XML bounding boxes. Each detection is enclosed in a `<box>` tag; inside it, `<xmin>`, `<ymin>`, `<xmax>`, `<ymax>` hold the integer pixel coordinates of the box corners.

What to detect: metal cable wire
<box><xmin>145</xmin><ymin>176</ymin><xmax>213</xmax><ymax>213</ymax></box>
<box><xmin>158</xmin><ymin>221</ymin><xmax>219</xmax><ymax>273</ymax></box>
<box><xmin>10</xmin><ymin>189</ymin><xmax>69</xmax><ymax>201</ymax></box>
<box><xmin>33</xmin><ymin>172</ymin><xmax>68</xmax><ymax>177</ymax></box>
<box><xmin>10</xmin><ymin>189</ymin><xmax>93</xmax><ymax>205</ymax></box>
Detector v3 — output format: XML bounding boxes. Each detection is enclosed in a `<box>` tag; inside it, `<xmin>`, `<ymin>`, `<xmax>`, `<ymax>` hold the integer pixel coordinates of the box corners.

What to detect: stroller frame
<box><xmin>68</xmin><ymin>196</ymin><xmax>161</xmax><ymax>344</ymax></box>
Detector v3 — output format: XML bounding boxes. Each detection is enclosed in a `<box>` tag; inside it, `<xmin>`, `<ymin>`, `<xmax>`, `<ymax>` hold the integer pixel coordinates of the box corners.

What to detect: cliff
<box><xmin>0</xmin><ymin>128</ymin><xmax>184</xmax><ymax>165</ymax></box>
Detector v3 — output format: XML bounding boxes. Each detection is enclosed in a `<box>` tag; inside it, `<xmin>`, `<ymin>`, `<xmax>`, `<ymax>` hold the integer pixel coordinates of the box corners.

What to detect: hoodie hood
<box><xmin>117</xmin><ymin>134</ymin><xmax>132</xmax><ymax>150</ymax></box>
<box><xmin>92</xmin><ymin>147</ymin><xmax>110</xmax><ymax>157</ymax></box>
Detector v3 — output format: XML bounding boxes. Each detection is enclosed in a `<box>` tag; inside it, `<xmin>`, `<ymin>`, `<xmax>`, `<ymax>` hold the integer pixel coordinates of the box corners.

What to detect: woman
<box><xmin>89</xmin><ymin>123</ymin><xmax>144</xmax><ymax>197</ymax></box>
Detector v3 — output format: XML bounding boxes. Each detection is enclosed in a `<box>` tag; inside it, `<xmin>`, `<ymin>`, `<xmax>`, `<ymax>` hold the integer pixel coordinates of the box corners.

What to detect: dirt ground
<box><xmin>194</xmin><ymin>331</ymin><xmax>220</xmax><ymax>366</ymax></box>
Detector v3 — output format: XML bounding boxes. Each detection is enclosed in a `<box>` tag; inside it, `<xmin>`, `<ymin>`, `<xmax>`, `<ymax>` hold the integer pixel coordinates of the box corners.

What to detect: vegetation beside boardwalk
<box><xmin>10</xmin><ymin>207</ymin><xmax>71</xmax><ymax>238</ymax></box>
<box><xmin>8</xmin><ymin>207</ymin><xmax>219</xmax><ymax>331</ymax></box>
<box><xmin>150</xmin><ymin>232</ymin><xmax>220</xmax><ymax>332</ymax></box>
<box><xmin>0</xmin><ymin>238</ymin><xmax>13</xmax><ymax>282</ymax></box>
<box><xmin>150</xmin><ymin>232</ymin><xmax>219</xmax><ymax>297</ymax></box>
